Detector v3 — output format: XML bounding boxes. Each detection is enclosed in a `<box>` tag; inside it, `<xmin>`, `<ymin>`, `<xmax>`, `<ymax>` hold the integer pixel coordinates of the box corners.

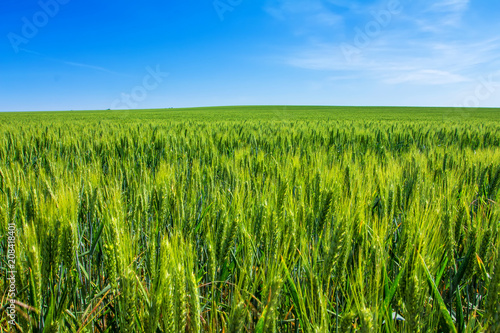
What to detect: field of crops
<box><xmin>1</xmin><ymin>106</ymin><xmax>500</xmax><ymax>332</ymax></box>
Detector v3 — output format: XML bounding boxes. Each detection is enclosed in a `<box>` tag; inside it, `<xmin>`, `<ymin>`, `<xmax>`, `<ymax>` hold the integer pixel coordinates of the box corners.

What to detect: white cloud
<box><xmin>265</xmin><ymin>0</ymin><xmax>500</xmax><ymax>106</ymax></box>
<box><xmin>314</xmin><ymin>12</ymin><xmax>343</xmax><ymax>26</ymax></box>
<box><xmin>406</xmin><ymin>0</ymin><xmax>471</xmax><ymax>29</ymax></box>
<box><xmin>281</xmin><ymin>35</ymin><xmax>500</xmax><ymax>88</ymax></box>
<box><xmin>383</xmin><ymin>69</ymin><xmax>469</xmax><ymax>85</ymax></box>
<box><xmin>429</xmin><ymin>0</ymin><xmax>470</xmax><ymax>13</ymax></box>
<box><xmin>20</xmin><ymin>48</ymin><xmax>128</xmax><ymax>76</ymax></box>
<box><xmin>63</xmin><ymin>61</ymin><xmax>120</xmax><ymax>75</ymax></box>
<box><xmin>264</xmin><ymin>0</ymin><xmax>343</xmax><ymax>27</ymax></box>
<box><xmin>264</xmin><ymin>0</ymin><xmax>323</xmax><ymax>19</ymax></box>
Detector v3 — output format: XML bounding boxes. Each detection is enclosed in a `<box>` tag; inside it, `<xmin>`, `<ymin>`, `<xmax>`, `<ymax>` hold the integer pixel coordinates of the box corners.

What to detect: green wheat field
<box><xmin>1</xmin><ymin>106</ymin><xmax>500</xmax><ymax>332</ymax></box>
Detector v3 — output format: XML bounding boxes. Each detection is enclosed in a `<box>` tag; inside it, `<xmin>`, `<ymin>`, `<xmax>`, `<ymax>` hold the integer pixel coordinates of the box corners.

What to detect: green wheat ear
<box><xmin>163</xmin><ymin>272</ymin><xmax>175</xmax><ymax>333</ymax></box>
<box><xmin>476</xmin><ymin>228</ymin><xmax>492</xmax><ymax>277</ymax></box>
<box><xmin>174</xmin><ymin>261</ymin><xmax>188</xmax><ymax>332</ymax></box>
<box><xmin>24</xmin><ymin>222</ymin><xmax>42</xmax><ymax>312</ymax></box>
<box><xmin>359</xmin><ymin>307</ymin><xmax>374</xmax><ymax>333</ymax></box>
<box><xmin>121</xmin><ymin>269</ymin><xmax>138</xmax><ymax>333</ymax></box>
<box><xmin>59</xmin><ymin>220</ymin><xmax>77</xmax><ymax>271</ymax></box>
<box><xmin>26</xmin><ymin>189</ymin><xmax>39</xmax><ymax>223</ymax></box>
<box><xmin>103</xmin><ymin>243</ymin><xmax>118</xmax><ymax>293</ymax></box>
<box><xmin>228</xmin><ymin>295</ymin><xmax>246</xmax><ymax>333</ymax></box>
<box><xmin>186</xmin><ymin>251</ymin><xmax>201</xmax><ymax>332</ymax></box>
<box><xmin>41</xmin><ymin>218</ymin><xmax>61</xmax><ymax>292</ymax></box>
<box><xmin>340</xmin><ymin>311</ymin><xmax>356</xmax><ymax>332</ymax></box>
<box><xmin>486</xmin><ymin>247</ymin><xmax>500</xmax><ymax>332</ymax></box>
<box><xmin>261</xmin><ymin>278</ymin><xmax>282</xmax><ymax>333</ymax></box>
<box><xmin>443</xmin><ymin>209</ymin><xmax>455</xmax><ymax>264</ymax></box>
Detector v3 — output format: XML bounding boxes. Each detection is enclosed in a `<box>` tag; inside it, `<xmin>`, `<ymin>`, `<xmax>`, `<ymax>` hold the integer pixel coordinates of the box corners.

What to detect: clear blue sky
<box><xmin>1</xmin><ymin>0</ymin><xmax>499</xmax><ymax>111</ymax></box>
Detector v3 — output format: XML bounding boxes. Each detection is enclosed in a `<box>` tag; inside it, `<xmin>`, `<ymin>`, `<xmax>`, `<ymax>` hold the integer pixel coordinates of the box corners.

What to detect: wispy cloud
<box><xmin>429</xmin><ymin>0</ymin><xmax>469</xmax><ymax>14</ymax></box>
<box><xmin>269</xmin><ymin>0</ymin><xmax>500</xmax><ymax>91</ymax></box>
<box><xmin>427</xmin><ymin>0</ymin><xmax>470</xmax><ymax>26</ymax></box>
<box><xmin>282</xmin><ymin>35</ymin><xmax>500</xmax><ymax>86</ymax></box>
<box><xmin>62</xmin><ymin>61</ymin><xmax>122</xmax><ymax>75</ymax></box>
<box><xmin>383</xmin><ymin>69</ymin><xmax>469</xmax><ymax>85</ymax></box>
<box><xmin>19</xmin><ymin>48</ymin><xmax>128</xmax><ymax>76</ymax></box>
<box><xmin>264</xmin><ymin>0</ymin><xmax>343</xmax><ymax>30</ymax></box>
<box><xmin>399</xmin><ymin>0</ymin><xmax>471</xmax><ymax>31</ymax></box>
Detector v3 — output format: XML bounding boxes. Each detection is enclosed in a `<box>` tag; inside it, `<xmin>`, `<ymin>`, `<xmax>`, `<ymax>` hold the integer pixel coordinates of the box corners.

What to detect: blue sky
<box><xmin>1</xmin><ymin>0</ymin><xmax>500</xmax><ymax>111</ymax></box>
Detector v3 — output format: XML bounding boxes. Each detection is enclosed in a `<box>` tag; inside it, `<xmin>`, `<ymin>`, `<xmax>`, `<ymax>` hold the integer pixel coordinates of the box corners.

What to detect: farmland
<box><xmin>1</xmin><ymin>106</ymin><xmax>500</xmax><ymax>332</ymax></box>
